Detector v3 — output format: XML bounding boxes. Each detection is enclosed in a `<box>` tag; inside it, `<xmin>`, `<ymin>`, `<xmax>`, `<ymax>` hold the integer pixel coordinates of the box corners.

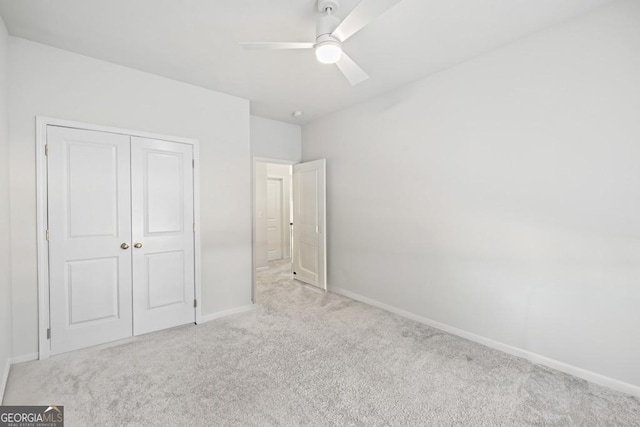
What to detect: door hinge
<box><xmin>46</xmin><ymin>328</ymin><xmax>51</xmax><ymax>339</ymax></box>
<box><xmin>192</xmin><ymin>159</ymin><xmax>195</xmax><ymax>168</ymax></box>
<box><xmin>46</xmin><ymin>229</ymin><xmax>49</xmax><ymax>241</ymax></box>
<box><xmin>193</xmin><ymin>299</ymin><xmax>197</xmax><ymax>308</ymax></box>
<box><xmin>45</xmin><ymin>144</ymin><xmax>49</xmax><ymax>156</ymax></box>
<box><xmin>193</xmin><ymin>223</ymin><xmax>195</xmax><ymax>232</ymax></box>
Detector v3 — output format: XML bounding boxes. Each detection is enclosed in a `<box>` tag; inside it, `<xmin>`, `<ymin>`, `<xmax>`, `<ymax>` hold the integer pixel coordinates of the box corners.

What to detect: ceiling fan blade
<box><xmin>239</xmin><ymin>42</ymin><xmax>315</xmax><ymax>50</ymax></box>
<box><xmin>336</xmin><ymin>53</ymin><xmax>369</xmax><ymax>86</ymax></box>
<box><xmin>332</xmin><ymin>0</ymin><xmax>403</xmax><ymax>42</ymax></box>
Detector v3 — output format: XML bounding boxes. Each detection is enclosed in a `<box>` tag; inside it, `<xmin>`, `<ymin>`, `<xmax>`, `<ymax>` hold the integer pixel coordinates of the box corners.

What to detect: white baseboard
<box><xmin>256</xmin><ymin>266</ymin><xmax>269</xmax><ymax>272</ymax></box>
<box><xmin>1</xmin><ymin>357</ymin><xmax>10</xmax><ymax>405</ymax></box>
<box><xmin>330</xmin><ymin>286</ymin><xmax>640</xmax><ymax>398</ymax></box>
<box><xmin>197</xmin><ymin>304</ymin><xmax>256</xmax><ymax>324</ymax></box>
<box><xmin>11</xmin><ymin>353</ymin><xmax>38</xmax><ymax>364</ymax></box>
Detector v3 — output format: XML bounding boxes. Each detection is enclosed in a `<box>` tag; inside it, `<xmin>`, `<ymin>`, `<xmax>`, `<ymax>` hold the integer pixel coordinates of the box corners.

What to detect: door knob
<box><xmin>134</xmin><ymin>242</ymin><xmax>143</xmax><ymax>249</ymax></box>
<box><xmin>121</xmin><ymin>243</ymin><xmax>130</xmax><ymax>250</ymax></box>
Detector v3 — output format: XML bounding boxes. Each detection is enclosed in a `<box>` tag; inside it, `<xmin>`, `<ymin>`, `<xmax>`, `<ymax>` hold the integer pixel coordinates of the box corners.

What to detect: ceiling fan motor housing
<box><xmin>316</xmin><ymin>13</ymin><xmax>340</xmax><ymax>38</ymax></box>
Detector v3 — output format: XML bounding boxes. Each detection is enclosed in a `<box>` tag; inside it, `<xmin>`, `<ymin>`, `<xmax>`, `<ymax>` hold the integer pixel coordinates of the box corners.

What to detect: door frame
<box><xmin>251</xmin><ymin>157</ymin><xmax>296</xmax><ymax>303</ymax></box>
<box><xmin>36</xmin><ymin>116</ymin><xmax>202</xmax><ymax>360</ymax></box>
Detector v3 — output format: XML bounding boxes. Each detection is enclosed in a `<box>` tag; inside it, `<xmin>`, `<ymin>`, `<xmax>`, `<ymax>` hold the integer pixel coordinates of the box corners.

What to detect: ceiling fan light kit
<box><xmin>240</xmin><ymin>0</ymin><xmax>404</xmax><ymax>86</ymax></box>
<box><xmin>315</xmin><ymin>37</ymin><xmax>342</xmax><ymax>64</ymax></box>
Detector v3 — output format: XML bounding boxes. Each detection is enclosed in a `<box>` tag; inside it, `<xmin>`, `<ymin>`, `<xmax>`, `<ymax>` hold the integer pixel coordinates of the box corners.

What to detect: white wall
<box><xmin>0</xmin><ymin>15</ymin><xmax>12</xmax><ymax>402</ymax></box>
<box><xmin>8</xmin><ymin>37</ymin><xmax>252</xmax><ymax>358</ymax></box>
<box><xmin>250</xmin><ymin>116</ymin><xmax>301</xmax><ymax>162</ymax></box>
<box><xmin>302</xmin><ymin>0</ymin><xmax>640</xmax><ymax>389</ymax></box>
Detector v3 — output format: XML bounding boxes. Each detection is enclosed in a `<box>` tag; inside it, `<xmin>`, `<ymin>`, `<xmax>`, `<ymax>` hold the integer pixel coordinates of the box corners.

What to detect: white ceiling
<box><xmin>0</xmin><ymin>0</ymin><xmax>616</xmax><ymax>124</ymax></box>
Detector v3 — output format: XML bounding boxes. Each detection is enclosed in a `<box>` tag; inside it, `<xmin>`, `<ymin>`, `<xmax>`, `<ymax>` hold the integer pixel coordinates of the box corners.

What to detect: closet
<box><xmin>43</xmin><ymin>124</ymin><xmax>197</xmax><ymax>355</ymax></box>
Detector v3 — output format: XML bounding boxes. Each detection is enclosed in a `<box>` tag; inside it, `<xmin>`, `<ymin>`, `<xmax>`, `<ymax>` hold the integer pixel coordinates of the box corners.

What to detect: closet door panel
<box><xmin>47</xmin><ymin>126</ymin><xmax>133</xmax><ymax>355</ymax></box>
<box><xmin>131</xmin><ymin>137</ymin><xmax>195</xmax><ymax>335</ymax></box>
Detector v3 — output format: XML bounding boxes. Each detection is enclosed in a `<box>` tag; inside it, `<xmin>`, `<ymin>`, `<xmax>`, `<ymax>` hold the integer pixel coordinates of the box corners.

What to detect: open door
<box><xmin>292</xmin><ymin>159</ymin><xmax>327</xmax><ymax>290</ymax></box>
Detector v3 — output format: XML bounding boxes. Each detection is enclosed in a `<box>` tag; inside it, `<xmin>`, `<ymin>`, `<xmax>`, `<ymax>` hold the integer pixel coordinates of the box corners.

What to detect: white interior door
<box><xmin>131</xmin><ymin>137</ymin><xmax>195</xmax><ymax>335</ymax></box>
<box><xmin>48</xmin><ymin>126</ymin><xmax>133</xmax><ymax>355</ymax></box>
<box><xmin>267</xmin><ymin>178</ymin><xmax>283</xmax><ymax>261</ymax></box>
<box><xmin>292</xmin><ymin>159</ymin><xmax>326</xmax><ymax>290</ymax></box>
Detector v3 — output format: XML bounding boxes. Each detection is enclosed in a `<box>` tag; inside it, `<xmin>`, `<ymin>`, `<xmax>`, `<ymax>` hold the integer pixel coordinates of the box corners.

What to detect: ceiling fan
<box><xmin>240</xmin><ymin>0</ymin><xmax>403</xmax><ymax>86</ymax></box>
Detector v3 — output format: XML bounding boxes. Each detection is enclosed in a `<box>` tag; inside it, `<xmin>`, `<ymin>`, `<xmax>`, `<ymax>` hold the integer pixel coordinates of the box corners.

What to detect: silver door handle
<box><xmin>121</xmin><ymin>243</ymin><xmax>130</xmax><ymax>250</ymax></box>
<box><xmin>134</xmin><ymin>243</ymin><xmax>143</xmax><ymax>249</ymax></box>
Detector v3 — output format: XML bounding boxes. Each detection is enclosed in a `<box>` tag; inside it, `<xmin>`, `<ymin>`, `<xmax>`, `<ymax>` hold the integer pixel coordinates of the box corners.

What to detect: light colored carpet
<box><xmin>4</xmin><ymin>259</ymin><xmax>640</xmax><ymax>426</ymax></box>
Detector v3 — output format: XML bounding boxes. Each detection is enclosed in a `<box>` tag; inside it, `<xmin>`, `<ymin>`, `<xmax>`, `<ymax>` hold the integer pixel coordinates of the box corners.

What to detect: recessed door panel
<box><xmin>146</xmin><ymin>152</ymin><xmax>184</xmax><ymax>235</ymax></box>
<box><xmin>146</xmin><ymin>251</ymin><xmax>185</xmax><ymax>309</ymax></box>
<box><xmin>48</xmin><ymin>126</ymin><xmax>133</xmax><ymax>355</ymax></box>
<box><xmin>299</xmin><ymin>242</ymin><xmax>318</xmax><ymax>275</ymax></box>
<box><xmin>67</xmin><ymin>143</ymin><xmax>119</xmax><ymax>238</ymax></box>
<box><xmin>292</xmin><ymin>159</ymin><xmax>326</xmax><ymax>290</ymax></box>
<box><xmin>131</xmin><ymin>137</ymin><xmax>195</xmax><ymax>335</ymax></box>
<box><xmin>67</xmin><ymin>257</ymin><xmax>119</xmax><ymax>325</ymax></box>
<box><xmin>300</xmin><ymin>170</ymin><xmax>317</xmax><ymax>226</ymax></box>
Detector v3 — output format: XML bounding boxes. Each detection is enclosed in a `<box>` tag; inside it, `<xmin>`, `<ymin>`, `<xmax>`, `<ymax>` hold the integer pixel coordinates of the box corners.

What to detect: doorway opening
<box><xmin>255</xmin><ymin>161</ymin><xmax>294</xmax><ymax>296</ymax></box>
<box><xmin>251</xmin><ymin>157</ymin><xmax>327</xmax><ymax>302</ymax></box>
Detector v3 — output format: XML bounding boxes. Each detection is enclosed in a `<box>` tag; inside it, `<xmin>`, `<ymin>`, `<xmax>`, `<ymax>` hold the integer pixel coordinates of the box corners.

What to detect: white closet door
<box><xmin>292</xmin><ymin>159</ymin><xmax>327</xmax><ymax>290</ymax></box>
<box><xmin>48</xmin><ymin>126</ymin><xmax>133</xmax><ymax>355</ymax></box>
<box><xmin>131</xmin><ymin>137</ymin><xmax>195</xmax><ymax>335</ymax></box>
